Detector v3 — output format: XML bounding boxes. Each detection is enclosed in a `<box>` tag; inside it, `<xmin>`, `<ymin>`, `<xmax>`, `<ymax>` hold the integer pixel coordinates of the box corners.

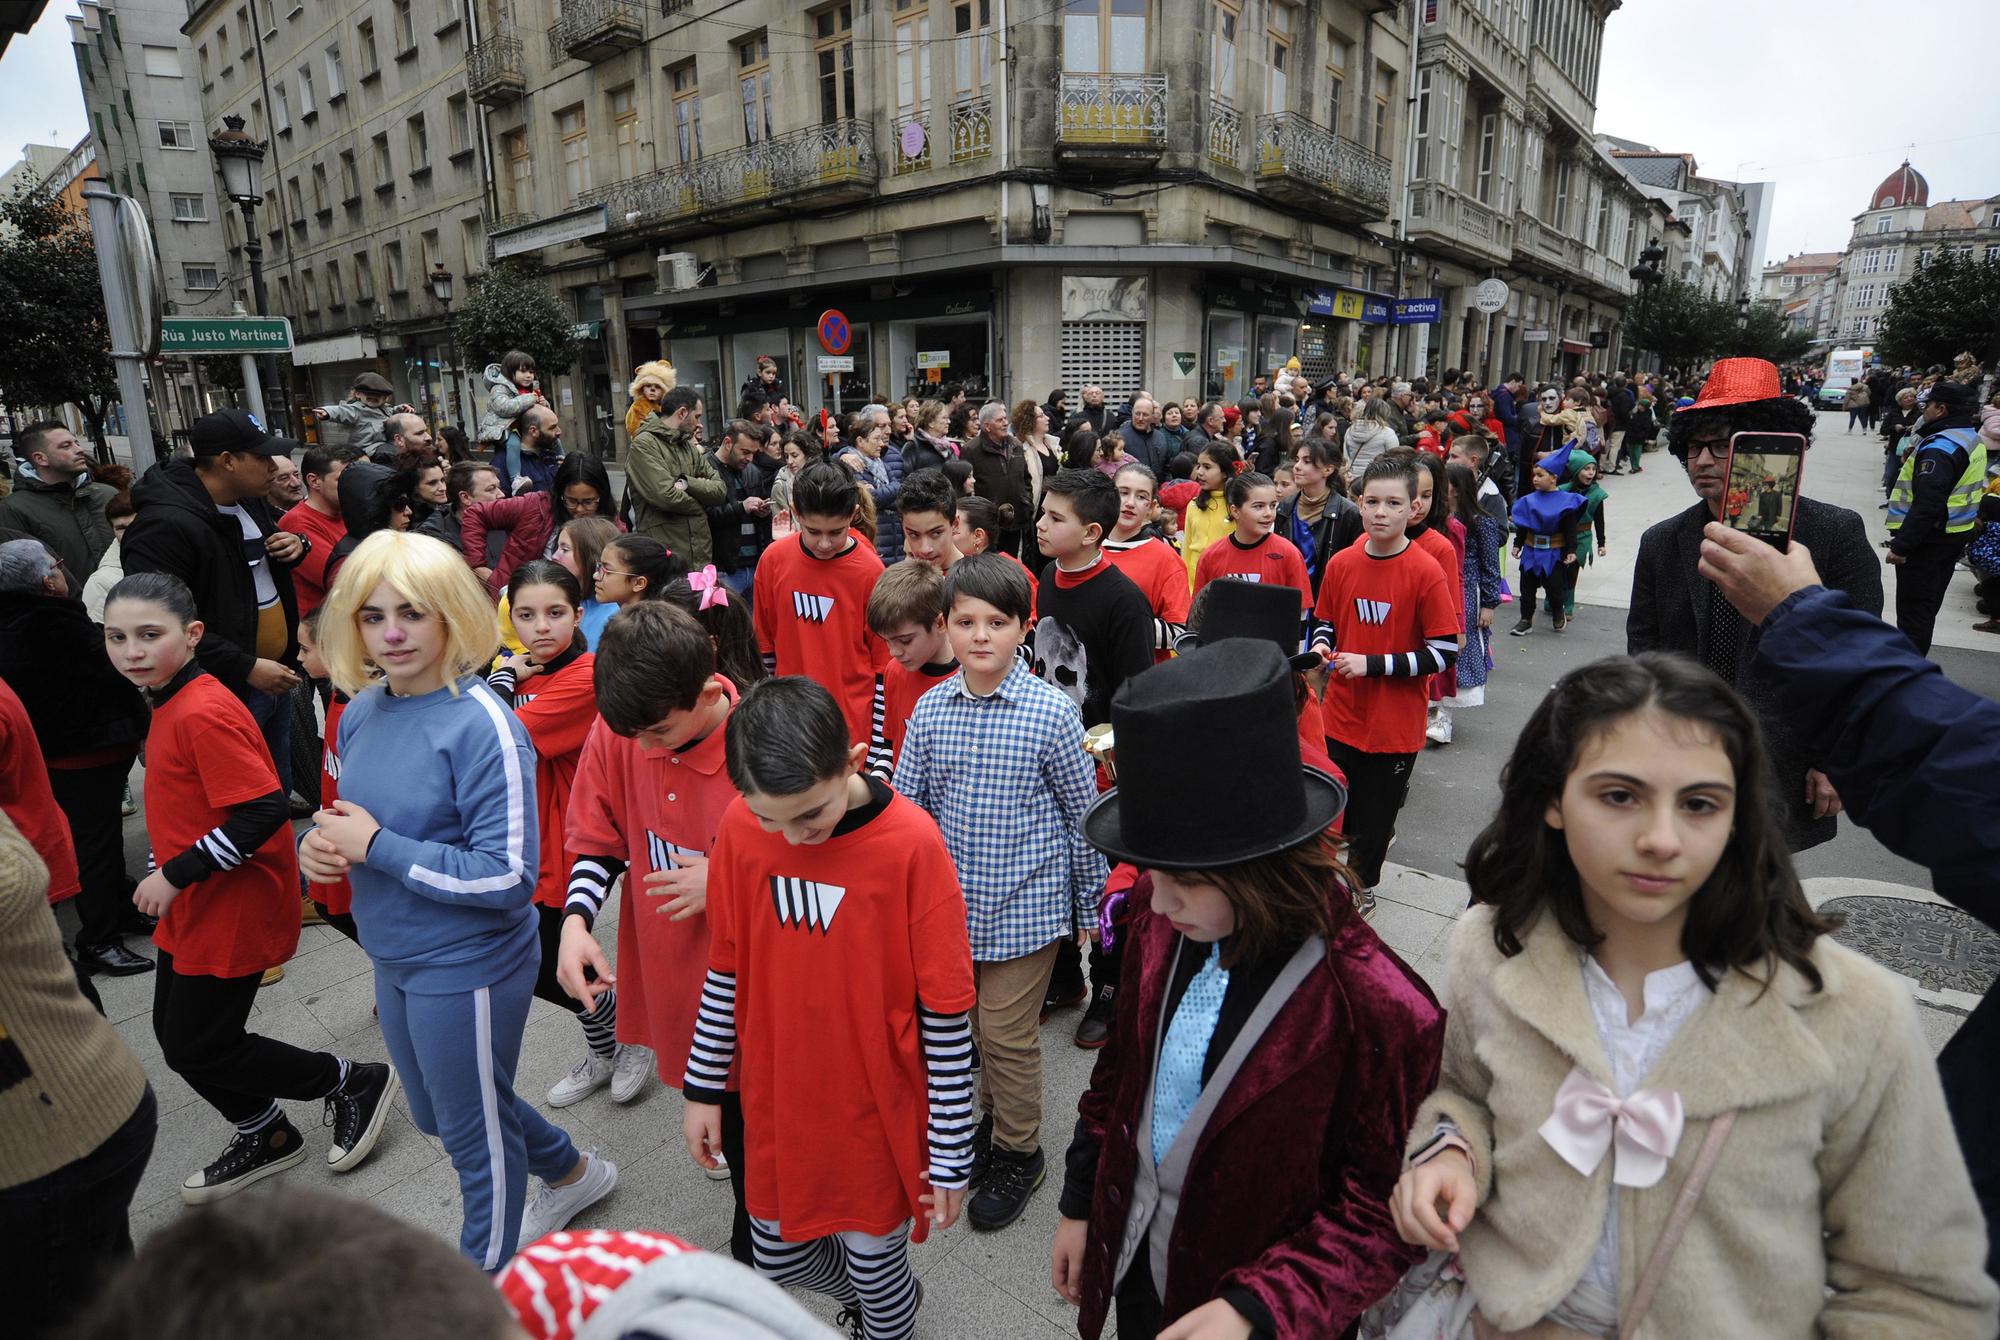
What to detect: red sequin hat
<box><xmin>1690</xmin><ymin>357</ymin><xmax>1784</xmax><ymax>409</ymax></box>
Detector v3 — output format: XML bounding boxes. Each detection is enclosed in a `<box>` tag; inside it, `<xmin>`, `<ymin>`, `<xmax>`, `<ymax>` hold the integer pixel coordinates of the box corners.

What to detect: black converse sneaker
<box><xmin>324</xmin><ymin>1061</ymin><xmax>400</xmax><ymax>1172</ymax></box>
<box><xmin>181</xmin><ymin>1117</ymin><xmax>309</xmax><ymax>1204</ymax></box>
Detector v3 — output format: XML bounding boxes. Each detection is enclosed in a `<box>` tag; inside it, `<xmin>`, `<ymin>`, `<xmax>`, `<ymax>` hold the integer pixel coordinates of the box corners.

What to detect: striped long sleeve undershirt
<box><xmin>485</xmin><ymin>664</ymin><xmax>521</xmax><ymax>706</ymax></box>
<box><xmin>919</xmin><ymin>1005</ymin><xmax>976</xmax><ymax>1189</ymax></box>
<box><xmin>681</xmin><ymin>969</ymin><xmax>976</xmax><ymax>1187</ymax></box>
<box><xmin>863</xmin><ymin>673</ymin><xmax>894</xmax><ymax>781</ymax></box>
<box><xmin>159</xmin><ymin>789</ymin><xmax>290</xmax><ymax>889</ymax></box>
<box><xmin>563</xmin><ymin>853</ymin><xmax>629</xmax><ymax>928</ymax></box>
<box><xmin>1306</xmin><ymin>621</ymin><xmax>1459</xmax><ymax>677</ymax></box>
<box><xmin>1151</xmin><ymin>615</ymin><xmax>1184</xmax><ymax>653</ymax></box>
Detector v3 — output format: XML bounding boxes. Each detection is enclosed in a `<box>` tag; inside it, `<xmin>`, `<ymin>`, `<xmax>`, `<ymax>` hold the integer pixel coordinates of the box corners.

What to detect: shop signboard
<box><xmin>1392</xmin><ymin>297</ymin><xmax>1441</xmax><ymax>325</ymax></box>
<box><xmin>1173</xmin><ymin>352</ymin><xmax>1197</xmax><ymax>376</ymax></box>
<box><xmin>159</xmin><ymin>316</ymin><xmax>293</xmax><ymax>354</ymax></box>
<box><xmin>1521</xmin><ymin>328</ymin><xmax>1551</xmax><ymax>343</ymax></box>
<box><xmin>1062</xmin><ymin>276</ymin><xmax>1150</xmax><ymax>322</ymax></box>
<box><xmin>1473</xmin><ymin>278</ymin><xmax>1510</xmax><ymax>314</ymax></box>
<box><xmin>916</xmin><ymin>350</ymin><xmax>952</xmax><ymax>369</ymax></box>
<box><xmin>1360</xmin><ymin>298</ymin><xmax>1390</xmax><ymax>325</ymax></box>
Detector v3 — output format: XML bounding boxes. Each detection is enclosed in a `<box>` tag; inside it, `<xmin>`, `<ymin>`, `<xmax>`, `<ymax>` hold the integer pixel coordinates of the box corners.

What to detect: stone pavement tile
<box><xmin>1917</xmin><ymin>1004</ymin><xmax>1968</xmax><ymax>1060</ymax></box>
<box><xmin>951</xmin><ymin>1172</ymin><xmax>1082</xmax><ymax>1335</ymax></box>
<box><xmin>364</xmin><ymin>1152</ymin><xmax>470</xmax><ymax>1248</ymax></box>
<box><xmin>1365</xmin><ymin>898</ymin><xmax>1456</xmax><ymax>966</ymax></box>
<box><xmin>247</xmin><ymin>934</ymin><xmax>374</xmax><ymax>1010</ymax></box>
<box><xmin>297</xmin><ymin>959</ymin><xmax>384</xmax><ymax>1041</ymax></box>
<box><xmin>112</xmin><ymin>1010</ymin><xmax>202</xmax><ymax>1119</ymax></box>
<box><xmin>1374</xmin><ymin>863</ymin><xmax>1473</xmax><ymax>919</ymax></box>
<box><xmin>92</xmin><ymin>957</ymin><xmax>160</xmax><ymax>1026</ymax></box>
<box><xmin>576</xmin><ymin>1143</ymin><xmax>739</xmax><ymax>1257</ymax></box>
<box><xmin>537</xmin><ymin>1080</ymin><xmax>678</xmax><ymax>1174</ymax></box>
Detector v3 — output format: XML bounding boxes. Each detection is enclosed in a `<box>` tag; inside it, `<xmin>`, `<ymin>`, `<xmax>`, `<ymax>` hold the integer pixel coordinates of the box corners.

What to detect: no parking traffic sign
<box><xmin>816</xmin><ymin>309</ymin><xmax>852</xmax><ymax>356</ymax></box>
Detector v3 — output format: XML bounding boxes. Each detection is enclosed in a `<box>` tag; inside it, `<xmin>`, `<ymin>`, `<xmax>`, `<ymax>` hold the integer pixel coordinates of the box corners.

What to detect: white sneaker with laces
<box><xmin>609</xmin><ymin>1043</ymin><xmax>652</xmax><ymax>1104</ymax></box>
<box><xmin>518</xmin><ymin>1150</ymin><xmax>618</xmax><ymax>1246</ymax></box>
<box><xmin>547</xmin><ymin>1052</ymin><xmax>613</xmax><ymax>1108</ymax></box>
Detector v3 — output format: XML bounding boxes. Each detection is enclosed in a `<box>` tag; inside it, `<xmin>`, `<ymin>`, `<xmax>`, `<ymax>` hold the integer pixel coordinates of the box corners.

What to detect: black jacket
<box><xmin>0</xmin><ymin>589</ymin><xmax>149</xmax><ymax>761</ymax></box>
<box><xmin>1627</xmin><ymin>496</ymin><xmax>1881</xmax><ymax>851</ymax></box>
<box><xmin>704</xmin><ymin>448</ymin><xmax>773</xmax><ymax>575</ymax></box>
<box><xmin>902</xmin><ymin>430</ymin><xmax>955</xmax><ymax>478</ymax></box>
<box><xmin>1274</xmin><ymin>490</ymin><xmax>1364</xmax><ymax>598</ymax></box>
<box><xmin>326</xmin><ymin>462</ymin><xmax>406</xmax><ymax>582</ymax></box>
<box><xmin>123</xmin><ymin>460</ymin><xmax>301</xmax><ymax>694</ymax></box>
<box><xmin>966</xmin><ymin>432</ymin><xmax>1031</xmax><ymax>533</ymax></box>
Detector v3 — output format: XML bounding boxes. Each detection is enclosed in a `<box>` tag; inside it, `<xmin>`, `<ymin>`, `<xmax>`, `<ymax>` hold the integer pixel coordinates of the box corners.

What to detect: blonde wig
<box><xmin>625</xmin><ymin>359</ymin><xmax>678</xmax><ymax>437</ymax></box>
<box><xmin>316</xmin><ymin>531</ymin><xmax>502</xmax><ymax>697</ymax></box>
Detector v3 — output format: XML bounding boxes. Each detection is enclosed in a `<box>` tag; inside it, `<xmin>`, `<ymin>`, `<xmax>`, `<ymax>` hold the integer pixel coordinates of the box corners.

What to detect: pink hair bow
<box><xmin>687</xmin><ymin>564</ymin><xmax>728</xmax><ymax>610</ymax></box>
<box><xmin>1537</xmin><ymin>1066</ymin><xmax>1684</xmax><ymax>1189</ymax></box>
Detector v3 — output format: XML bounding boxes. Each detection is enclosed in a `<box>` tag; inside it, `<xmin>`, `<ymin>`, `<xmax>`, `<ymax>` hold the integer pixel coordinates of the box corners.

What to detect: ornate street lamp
<box><xmin>208</xmin><ymin>115</ymin><xmax>283</xmax><ymax>426</ymax></box>
<box><xmin>1627</xmin><ymin>237</ymin><xmax>1668</xmax><ymax>374</ymax></box>
<box><xmin>429</xmin><ymin>263</ymin><xmax>460</xmax><ymax>432</ymax></box>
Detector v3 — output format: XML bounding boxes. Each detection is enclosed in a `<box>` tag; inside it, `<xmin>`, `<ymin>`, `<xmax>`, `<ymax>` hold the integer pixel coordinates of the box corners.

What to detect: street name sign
<box><xmin>159</xmin><ymin>316</ymin><xmax>294</xmax><ymax>355</ymax></box>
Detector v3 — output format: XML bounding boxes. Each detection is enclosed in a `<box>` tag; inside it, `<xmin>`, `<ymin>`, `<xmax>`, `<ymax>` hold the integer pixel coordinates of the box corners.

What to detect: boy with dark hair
<box><xmin>897</xmin><ymin>467</ymin><xmax>962</xmax><ymax>572</ymax></box>
<box><xmin>1309</xmin><ymin>453</ymin><xmax>1459</xmax><ymax>909</ymax></box>
<box><xmin>895</xmin><ymin>553</ymin><xmax>1107</xmax><ymax>1232</ymax></box>
<box><xmin>683</xmin><ymin>676</ymin><xmax>975</xmax><ymax>1339</ymax></box>
<box><xmin>1029</xmin><ymin>469</ymin><xmax>1154</xmax><ymax>731</ymax></box>
<box><xmin>555</xmin><ymin>601</ymin><xmax>755</xmax><ymax>1262</ymax></box>
<box><xmin>864</xmin><ymin>558</ymin><xmax>956</xmax><ymax>778</ymax></box>
<box><xmin>751</xmin><ymin>461</ymin><xmax>888</xmax><ymax>747</ymax></box>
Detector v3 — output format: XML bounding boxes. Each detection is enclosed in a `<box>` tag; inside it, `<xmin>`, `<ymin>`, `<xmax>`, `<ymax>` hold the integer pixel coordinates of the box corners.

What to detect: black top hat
<box><xmin>1178</xmin><ymin>577</ymin><xmax>1320</xmax><ymax>670</ymax></box>
<box><xmin>1084</xmin><ymin>640</ymin><xmax>1344</xmax><ymax>870</ymax></box>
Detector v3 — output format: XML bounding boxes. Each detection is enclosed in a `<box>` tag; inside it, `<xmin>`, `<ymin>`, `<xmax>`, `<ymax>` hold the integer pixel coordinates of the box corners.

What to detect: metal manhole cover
<box><xmin>1820</xmin><ymin>896</ymin><xmax>1998</xmax><ymax>995</ymax></box>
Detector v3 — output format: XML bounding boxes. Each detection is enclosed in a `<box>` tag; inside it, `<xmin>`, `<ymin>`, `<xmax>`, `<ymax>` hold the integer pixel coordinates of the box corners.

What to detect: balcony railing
<box><xmin>1055</xmin><ymin>72</ymin><xmax>1167</xmax><ymax>160</ymax></box>
<box><xmin>892</xmin><ymin>116</ymin><xmax>932</xmax><ymax>176</ymax></box>
<box><xmin>1515</xmin><ymin>214</ymin><xmax>1585</xmax><ymax>272</ymax></box>
<box><xmin>1252</xmin><ymin>113</ymin><xmax>1391</xmax><ymax>221</ymax></box>
<box><xmin>1207</xmin><ymin>100</ymin><xmax>1242</xmax><ymax>169</ymax></box>
<box><xmin>466</xmin><ymin>33</ymin><xmax>524</xmax><ymax>107</ymax></box>
<box><xmin>583</xmin><ymin>119</ymin><xmax>878</xmax><ymax>233</ymax></box>
<box><xmin>949</xmin><ymin>94</ymin><xmax>993</xmax><ymax>165</ymax></box>
<box><xmin>1407</xmin><ymin>178</ymin><xmax>1513</xmax><ymax>263</ymax></box>
<box><xmin>550</xmin><ymin>0</ymin><xmax>641</xmax><ymax>64</ymax></box>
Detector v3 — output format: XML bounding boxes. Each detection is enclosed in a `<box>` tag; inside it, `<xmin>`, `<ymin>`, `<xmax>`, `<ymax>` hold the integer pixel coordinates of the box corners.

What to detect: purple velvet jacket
<box><xmin>1073</xmin><ymin>882</ymin><xmax>1444</xmax><ymax>1339</ymax></box>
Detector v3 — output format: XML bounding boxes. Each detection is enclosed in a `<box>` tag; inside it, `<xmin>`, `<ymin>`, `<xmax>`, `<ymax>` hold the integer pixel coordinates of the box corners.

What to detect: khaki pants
<box><xmin>973</xmin><ymin>939</ymin><xmax>1062</xmax><ymax>1154</ymax></box>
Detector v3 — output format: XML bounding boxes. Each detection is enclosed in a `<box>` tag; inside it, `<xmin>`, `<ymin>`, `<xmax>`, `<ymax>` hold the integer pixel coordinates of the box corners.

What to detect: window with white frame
<box><xmin>609</xmin><ymin>86</ymin><xmax>637</xmax><ymax>178</ymax></box>
<box><xmin>894</xmin><ymin>1</ymin><xmax>931</xmax><ymax>128</ymax></box>
<box><xmin>1211</xmin><ymin>0</ymin><xmax>1238</xmax><ymax>105</ymax></box>
<box><xmin>1411</xmin><ymin>68</ymin><xmax>1431</xmax><ymax>179</ymax></box>
<box><xmin>1874</xmin><ymin>215</ymin><xmax>1890</xmax><ymax>234</ymax></box>
<box><xmin>183</xmin><ymin>262</ymin><xmax>221</xmax><ymax>289</ymax></box>
<box><xmin>158</xmin><ymin>120</ymin><xmax>196</xmax><ymax>149</ymax></box>
<box><xmin>504</xmin><ymin>128</ymin><xmax>530</xmax><ymax>212</ymax></box>
<box><xmin>298</xmin><ymin>64</ymin><xmax>315</xmax><ymax>116</ymax></box>
<box><xmin>170</xmin><ymin>192</ymin><xmax>206</xmax><ymax>221</ymax></box>
<box><xmin>1373</xmin><ymin>62</ymin><xmax>1393</xmax><ymax>157</ymax></box>
<box><xmin>1266</xmin><ymin>2</ymin><xmax>1294</xmax><ymax>115</ymax></box>
<box><xmin>671</xmin><ymin>63</ymin><xmax>702</xmax><ymax>162</ymax></box>
<box><xmin>737</xmin><ymin>35</ymin><xmax>772</xmax><ymax>145</ymax></box>
<box><xmin>952</xmin><ymin>0</ymin><xmax>993</xmax><ymax>98</ymax></box>
<box><xmin>141</xmin><ymin>45</ymin><xmax>182</xmax><ymax>77</ymax></box>
<box><xmin>558</xmin><ymin>105</ymin><xmax>589</xmax><ymax>198</ymax></box>
<box><xmin>1325</xmin><ymin>30</ymin><xmax>1347</xmax><ymax>132</ymax></box>
<box><xmin>325</xmin><ymin>42</ymin><xmax>345</xmax><ymax>98</ymax></box>
<box><xmin>274</xmin><ymin>82</ymin><xmax>290</xmax><ymax>133</ymax></box>
<box><xmin>1474</xmin><ymin>111</ymin><xmax>1496</xmax><ymax>205</ymax></box>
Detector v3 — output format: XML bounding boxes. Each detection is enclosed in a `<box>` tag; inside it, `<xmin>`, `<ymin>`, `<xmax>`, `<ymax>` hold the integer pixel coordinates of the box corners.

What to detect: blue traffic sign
<box><xmin>816</xmin><ymin>309</ymin><xmax>852</xmax><ymax>356</ymax></box>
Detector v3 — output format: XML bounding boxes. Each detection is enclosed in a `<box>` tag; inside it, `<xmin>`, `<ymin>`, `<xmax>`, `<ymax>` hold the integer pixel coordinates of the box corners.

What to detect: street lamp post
<box><xmin>429</xmin><ymin>262</ymin><xmax>458</xmax><ymax>433</ymax></box>
<box><xmin>208</xmin><ymin>115</ymin><xmax>283</xmax><ymax>429</ymax></box>
<box><xmin>1627</xmin><ymin>237</ymin><xmax>1667</xmax><ymax>375</ymax></box>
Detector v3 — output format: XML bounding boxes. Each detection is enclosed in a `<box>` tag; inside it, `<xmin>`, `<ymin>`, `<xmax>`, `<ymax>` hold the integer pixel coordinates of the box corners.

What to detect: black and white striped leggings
<box><xmin>748</xmin><ymin>1215</ymin><xmax>918</xmax><ymax>1340</ymax></box>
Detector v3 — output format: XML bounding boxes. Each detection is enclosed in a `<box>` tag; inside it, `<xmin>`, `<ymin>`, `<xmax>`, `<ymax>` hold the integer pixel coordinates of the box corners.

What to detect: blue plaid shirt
<box><xmin>894</xmin><ymin>660</ymin><xmax>1107</xmax><ymax>963</ymax></box>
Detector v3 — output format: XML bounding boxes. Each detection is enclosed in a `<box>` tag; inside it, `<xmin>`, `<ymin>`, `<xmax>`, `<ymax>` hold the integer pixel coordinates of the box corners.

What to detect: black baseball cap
<box><xmin>189</xmin><ymin>409</ymin><xmax>289</xmax><ymax>459</ymax></box>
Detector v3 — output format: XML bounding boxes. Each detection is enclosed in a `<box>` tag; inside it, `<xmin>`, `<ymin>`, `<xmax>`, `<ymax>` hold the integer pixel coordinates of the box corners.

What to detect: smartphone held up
<box><xmin>1720</xmin><ymin>431</ymin><xmax>1806</xmax><ymax>550</ymax></box>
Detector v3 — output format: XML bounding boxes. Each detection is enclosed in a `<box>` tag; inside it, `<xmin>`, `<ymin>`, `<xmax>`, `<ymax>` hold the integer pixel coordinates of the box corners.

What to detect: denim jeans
<box><xmin>243</xmin><ymin>686</ymin><xmax>294</xmax><ymax>797</ymax></box>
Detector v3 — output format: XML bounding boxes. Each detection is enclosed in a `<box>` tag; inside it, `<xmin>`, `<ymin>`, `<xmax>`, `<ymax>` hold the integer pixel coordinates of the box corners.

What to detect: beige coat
<box><xmin>1411</xmin><ymin>906</ymin><xmax>1996</xmax><ymax>1339</ymax></box>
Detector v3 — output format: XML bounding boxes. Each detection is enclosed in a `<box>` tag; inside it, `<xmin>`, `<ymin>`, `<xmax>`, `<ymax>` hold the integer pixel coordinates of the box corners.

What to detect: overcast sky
<box><xmin>3</xmin><ymin>0</ymin><xmax>1995</xmax><ymax>267</ymax></box>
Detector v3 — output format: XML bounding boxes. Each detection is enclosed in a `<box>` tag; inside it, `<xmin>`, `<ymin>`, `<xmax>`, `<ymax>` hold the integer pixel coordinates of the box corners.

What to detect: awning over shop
<box><xmin>1559</xmin><ymin>338</ymin><xmax>1594</xmax><ymax>355</ymax></box>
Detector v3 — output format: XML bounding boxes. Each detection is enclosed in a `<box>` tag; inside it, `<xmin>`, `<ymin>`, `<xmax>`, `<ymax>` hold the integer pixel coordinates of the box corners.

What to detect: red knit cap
<box><xmin>498</xmin><ymin>1229</ymin><xmax>698</xmax><ymax>1340</ymax></box>
<box><xmin>1690</xmin><ymin>358</ymin><xmax>1783</xmax><ymax>410</ymax></box>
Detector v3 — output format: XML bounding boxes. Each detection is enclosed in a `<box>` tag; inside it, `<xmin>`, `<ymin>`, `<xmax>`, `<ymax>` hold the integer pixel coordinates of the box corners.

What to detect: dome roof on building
<box><xmin>1869</xmin><ymin>161</ymin><xmax>1929</xmax><ymax>211</ymax></box>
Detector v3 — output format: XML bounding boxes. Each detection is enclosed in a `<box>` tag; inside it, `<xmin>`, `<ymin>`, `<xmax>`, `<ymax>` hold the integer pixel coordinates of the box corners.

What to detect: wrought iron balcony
<box><xmin>1055</xmin><ymin>72</ymin><xmax>1167</xmax><ymax>168</ymax></box>
<box><xmin>466</xmin><ymin>33</ymin><xmax>524</xmax><ymax>107</ymax></box>
<box><xmin>1407</xmin><ymin>179</ymin><xmax>1513</xmax><ymax>266</ymax></box>
<box><xmin>949</xmin><ymin>94</ymin><xmax>993</xmax><ymax>165</ymax></box>
<box><xmin>1207</xmin><ymin>100</ymin><xmax>1242</xmax><ymax>170</ymax></box>
<box><xmin>550</xmin><ymin>0</ymin><xmax>641</xmax><ymax>64</ymax></box>
<box><xmin>1252</xmin><ymin>113</ymin><xmax>1390</xmax><ymax>222</ymax></box>
<box><xmin>582</xmin><ymin>119</ymin><xmax>878</xmax><ymax>236</ymax></box>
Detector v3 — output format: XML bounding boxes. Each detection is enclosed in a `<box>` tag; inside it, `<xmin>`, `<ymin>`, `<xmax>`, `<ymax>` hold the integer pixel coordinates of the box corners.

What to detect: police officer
<box><xmin>1886</xmin><ymin>379</ymin><xmax>1985</xmax><ymax>655</ymax></box>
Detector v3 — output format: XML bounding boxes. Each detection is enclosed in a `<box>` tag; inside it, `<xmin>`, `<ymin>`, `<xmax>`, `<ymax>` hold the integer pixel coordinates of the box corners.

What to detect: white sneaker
<box><xmin>704</xmin><ymin>1150</ymin><xmax>732</xmax><ymax>1182</ymax></box>
<box><xmin>547</xmin><ymin>1052</ymin><xmax>613</xmax><ymax>1108</ymax></box>
<box><xmin>518</xmin><ymin>1150</ymin><xmax>618</xmax><ymax>1246</ymax></box>
<box><xmin>1427</xmin><ymin>710</ymin><xmax>1454</xmax><ymax>745</ymax></box>
<box><xmin>609</xmin><ymin>1043</ymin><xmax>652</xmax><ymax>1104</ymax></box>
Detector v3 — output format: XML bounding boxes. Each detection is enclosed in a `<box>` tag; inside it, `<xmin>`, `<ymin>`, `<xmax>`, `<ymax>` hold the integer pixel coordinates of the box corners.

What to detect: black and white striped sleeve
<box><xmin>485</xmin><ymin>664</ymin><xmax>520</xmax><ymax>705</ymax></box>
<box><xmin>760</xmin><ymin>648</ymin><xmax>778</xmax><ymax>674</ymax></box>
<box><xmin>1365</xmin><ymin>636</ymin><xmax>1459</xmax><ymax>677</ymax></box>
<box><xmin>863</xmin><ymin>672</ymin><xmax>895</xmax><ymax>781</ymax></box>
<box><xmin>919</xmin><ymin>1002</ymin><xmax>977</xmax><ymax>1190</ymax></box>
<box><xmin>681</xmin><ymin>968</ymin><xmax>738</xmax><ymax>1104</ymax></box>
<box><xmin>563</xmin><ymin>853</ymin><xmax>629</xmax><ymax>928</ymax></box>
<box><xmin>159</xmin><ymin>789</ymin><xmax>289</xmax><ymax>889</ymax></box>
<box><xmin>1152</xmin><ymin>615</ymin><xmax>1184</xmax><ymax>653</ymax></box>
<box><xmin>1308</xmin><ymin>617</ymin><xmax>1337</xmax><ymax>655</ymax></box>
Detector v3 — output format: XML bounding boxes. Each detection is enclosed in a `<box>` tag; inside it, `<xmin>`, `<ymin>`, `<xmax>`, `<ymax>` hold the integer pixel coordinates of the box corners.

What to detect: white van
<box><xmin>1817</xmin><ymin>349</ymin><xmax>1871</xmax><ymax>408</ymax></box>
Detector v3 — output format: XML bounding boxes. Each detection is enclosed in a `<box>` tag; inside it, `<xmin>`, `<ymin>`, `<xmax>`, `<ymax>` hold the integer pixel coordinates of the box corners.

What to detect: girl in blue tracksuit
<box><xmin>299</xmin><ymin>531</ymin><xmax>616</xmax><ymax>1270</ymax></box>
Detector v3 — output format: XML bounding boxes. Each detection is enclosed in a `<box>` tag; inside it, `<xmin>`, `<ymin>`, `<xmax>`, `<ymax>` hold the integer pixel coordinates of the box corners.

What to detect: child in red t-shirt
<box><xmin>486</xmin><ymin>560</ymin><xmax>641</xmax><ymax>1114</ymax></box>
<box><xmin>1191</xmin><ymin>470</ymin><xmax>1312</xmax><ymax>623</ymax></box>
<box><xmin>681</xmin><ymin>677</ymin><xmax>975</xmax><ymax>1339</ymax></box>
<box><xmin>751</xmin><ymin>463</ymin><xmax>887</xmax><ymax>747</ymax></box>
<box><xmin>295</xmin><ymin>608</ymin><xmax>356</xmax><ymax>940</ymax></box>
<box><xmin>103</xmin><ymin>572</ymin><xmax>395</xmax><ymax>1204</ymax></box>
<box><xmin>556</xmin><ymin>600</ymin><xmax>756</xmax><ymax>1260</ymax></box>
<box><xmin>864</xmin><ymin>558</ymin><xmax>958</xmax><ymax>779</ymax></box>
<box><xmin>1103</xmin><ymin>463</ymin><xmax>1192</xmax><ymax>661</ymax></box>
<box><xmin>1309</xmin><ymin>455</ymin><xmax>1459</xmax><ymax>905</ymax></box>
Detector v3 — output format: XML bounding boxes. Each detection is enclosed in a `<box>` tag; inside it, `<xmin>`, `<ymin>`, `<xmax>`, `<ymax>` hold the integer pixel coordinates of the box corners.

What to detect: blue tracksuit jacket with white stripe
<box><xmin>335</xmin><ymin>675</ymin><xmax>541</xmax><ymax>992</ymax></box>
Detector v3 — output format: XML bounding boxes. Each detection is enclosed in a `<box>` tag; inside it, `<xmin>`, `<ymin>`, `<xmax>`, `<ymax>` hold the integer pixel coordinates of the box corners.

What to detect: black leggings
<box><xmin>1516</xmin><ymin>562</ymin><xmax>1571</xmax><ymax>622</ymax></box>
<box><xmin>153</xmin><ymin>949</ymin><xmax>341</xmax><ymax>1125</ymax></box>
<box><xmin>534</xmin><ymin>902</ymin><xmax>587</xmax><ymax>1015</ymax></box>
<box><xmin>1322</xmin><ymin>741</ymin><xmax>1417</xmax><ymax>891</ymax></box>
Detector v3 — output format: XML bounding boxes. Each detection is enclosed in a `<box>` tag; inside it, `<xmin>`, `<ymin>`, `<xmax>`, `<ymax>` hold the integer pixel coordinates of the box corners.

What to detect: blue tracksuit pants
<box><xmin>374</xmin><ymin>950</ymin><xmax>577</xmax><ymax>1271</ymax></box>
